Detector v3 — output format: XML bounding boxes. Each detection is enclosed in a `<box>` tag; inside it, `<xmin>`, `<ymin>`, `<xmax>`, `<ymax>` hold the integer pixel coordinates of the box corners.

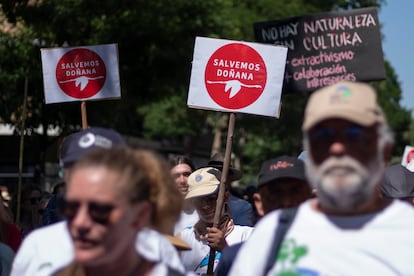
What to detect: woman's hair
<box><xmin>135</xmin><ymin>151</ymin><xmax>183</xmax><ymax>234</ymax></box>
<box><xmin>168</xmin><ymin>155</ymin><xmax>196</xmax><ymax>172</ymax></box>
<box><xmin>70</xmin><ymin>147</ymin><xmax>182</xmax><ymax>235</ymax></box>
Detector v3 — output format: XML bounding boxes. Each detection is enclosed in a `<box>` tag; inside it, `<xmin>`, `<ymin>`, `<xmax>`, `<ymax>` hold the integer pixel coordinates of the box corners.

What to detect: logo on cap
<box><xmin>331</xmin><ymin>85</ymin><xmax>352</xmax><ymax>103</ymax></box>
<box><xmin>269</xmin><ymin>161</ymin><xmax>294</xmax><ymax>171</ymax></box>
<box><xmin>195</xmin><ymin>174</ymin><xmax>203</xmax><ymax>182</ymax></box>
<box><xmin>78</xmin><ymin>133</ymin><xmax>95</xmax><ymax>148</ymax></box>
<box><xmin>78</xmin><ymin>133</ymin><xmax>113</xmax><ymax>149</ymax></box>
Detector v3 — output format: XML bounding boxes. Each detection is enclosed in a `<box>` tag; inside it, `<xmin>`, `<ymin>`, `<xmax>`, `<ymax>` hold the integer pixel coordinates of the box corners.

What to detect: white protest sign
<box><xmin>187</xmin><ymin>37</ymin><xmax>287</xmax><ymax>117</ymax></box>
<box><xmin>401</xmin><ymin>145</ymin><xmax>414</xmax><ymax>167</ymax></box>
<box><xmin>41</xmin><ymin>44</ymin><xmax>121</xmax><ymax>104</ymax></box>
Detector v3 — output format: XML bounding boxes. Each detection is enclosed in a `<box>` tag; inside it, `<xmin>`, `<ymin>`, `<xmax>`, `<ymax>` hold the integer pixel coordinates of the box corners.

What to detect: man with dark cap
<box><xmin>11</xmin><ymin>127</ymin><xmax>186</xmax><ymax>275</ymax></box>
<box><xmin>215</xmin><ymin>156</ymin><xmax>312</xmax><ymax>275</ymax></box>
<box><xmin>207</xmin><ymin>152</ymin><xmax>255</xmax><ymax>226</ymax></box>
<box><xmin>253</xmin><ymin>156</ymin><xmax>312</xmax><ymax>214</ymax></box>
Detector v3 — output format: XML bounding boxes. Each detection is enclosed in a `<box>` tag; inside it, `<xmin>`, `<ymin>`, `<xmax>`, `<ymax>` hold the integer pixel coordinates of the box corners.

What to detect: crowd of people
<box><xmin>0</xmin><ymin>80</ymin><xmax>413</xmax><ymax>275</ymax></box>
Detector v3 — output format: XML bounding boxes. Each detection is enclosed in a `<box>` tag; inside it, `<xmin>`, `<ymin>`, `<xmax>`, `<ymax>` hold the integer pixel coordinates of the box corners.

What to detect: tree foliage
<box><xmin>1</xmin><ymin>0</ymin><xmax>412</xmax><ymax>183</ymax></box>
<box><xmin>373</xmin><ymin>61</ymin><xmax>413</xmax><ymax>157</ymax></box>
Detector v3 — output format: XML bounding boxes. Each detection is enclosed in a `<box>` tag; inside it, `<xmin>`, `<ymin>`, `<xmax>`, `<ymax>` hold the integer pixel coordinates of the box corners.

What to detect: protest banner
<box><xmin>187</xmin><ymin>36</ymin><xmax>287</xmax><ymax>273</ymax></box>
<box><xmin>188</xmin><ymin>36</ymin><xmax>288</xmax><ymax>117</ymax></box>
<box><xmin>254</xmin><ymin>7</ymin><xmax>385</xmax><ymax>93</ymax></box>
<box><xmin>41</xmin><ymin>43</ymin><xmax>121</xmax><ymax>128</ymax></box>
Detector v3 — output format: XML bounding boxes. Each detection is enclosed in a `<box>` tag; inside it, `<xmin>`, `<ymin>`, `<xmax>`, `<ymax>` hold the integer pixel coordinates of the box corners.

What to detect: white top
<box><xmin>11</xmin><ymin>221</ymin><xmax>185</xmax><ymax>276</ymax></box>
<box><xmin>174</xmin><ymin>209</ymin><xmax>199</xmax><ymax>235</ymax></box>
<box><xmin>229</xmin><ymin>199</ymin><xmax>414</xmax><ymax>276</ymax></box>
<box><xmin>179</xmin><ymin>225</ymin><xmax>253</xmax><ymax>275</ymax></box>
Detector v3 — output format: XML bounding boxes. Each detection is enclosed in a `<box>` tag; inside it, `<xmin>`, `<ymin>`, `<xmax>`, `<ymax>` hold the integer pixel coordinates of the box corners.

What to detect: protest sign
<box><xmin>187</xmin><ymin>36</ymin><xmax>287</xmax><ymax>117</ymax></box>
<box><xmin>254</xmin><ymin>7</ymin><xmax>385</xmax><ymax>93</ymax></box>
<box><xmin>41</xmin><ymin>44</ymin><xmax>121</xmax><ymax>104</ymax></box>
<box><xmin>402</xmin><ymin>145</ymin><xmax>414</xmax><ymax>167</ymax></box>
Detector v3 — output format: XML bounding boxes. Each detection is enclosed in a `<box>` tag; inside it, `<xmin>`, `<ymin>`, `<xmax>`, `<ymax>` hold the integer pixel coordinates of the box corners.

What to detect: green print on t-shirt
<box><xmin>275</xmin><ymin>239</ymin><xmax>308</xmax><ymax>276</ymax></box>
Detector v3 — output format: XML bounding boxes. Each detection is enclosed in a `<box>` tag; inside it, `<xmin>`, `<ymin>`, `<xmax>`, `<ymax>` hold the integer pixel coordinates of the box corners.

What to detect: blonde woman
<box><xmin>53</xmin><ymin>147</ymin><xmax>183</xmax><ymax>275</ymax></box>
<box><xmin>11</xmin><ymin>128</ymin><xmax>186</xmax><ymax>275</ymax></box>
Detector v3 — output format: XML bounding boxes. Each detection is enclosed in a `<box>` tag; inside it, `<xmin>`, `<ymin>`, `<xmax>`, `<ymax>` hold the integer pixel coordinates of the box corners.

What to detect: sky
<box><xmin>379</xmin><ymin>1</ymin><xmax>413</xmax><ymax>114</ymax></box>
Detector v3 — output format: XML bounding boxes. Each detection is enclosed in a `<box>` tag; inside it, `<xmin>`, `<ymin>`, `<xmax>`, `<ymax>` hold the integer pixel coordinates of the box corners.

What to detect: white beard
<box><xmin>305</xmin><ymin>154</ymin><xmax>383</xmax><ymax>212</ymax></box>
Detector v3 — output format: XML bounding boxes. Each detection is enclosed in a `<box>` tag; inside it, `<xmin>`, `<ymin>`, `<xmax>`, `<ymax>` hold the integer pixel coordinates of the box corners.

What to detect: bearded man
<box><xmin>229</xmin><ymin>81</ymin><xmax>414</xmax><ymax>275</ymax></box>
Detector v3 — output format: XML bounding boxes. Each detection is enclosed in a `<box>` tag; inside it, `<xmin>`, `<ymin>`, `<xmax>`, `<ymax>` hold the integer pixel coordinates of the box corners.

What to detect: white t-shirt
<box><xmin>229</xmin><ymin>199</ymin><xmax>414</xmax><ymax>276</ymax></box>
<box><xmin>11</xmin><ymin>221</ymin><xmax>185</xmax><ymax>276</ymax></box>
<box><xmin>174</xmin><ymin>209</ymin><xmax>199</xmax><ymax>235</ymax></box>
<box><xmin>179</xmin><ymin>225</ymin><xmax>253</xmax><ymax>275</ymax></box>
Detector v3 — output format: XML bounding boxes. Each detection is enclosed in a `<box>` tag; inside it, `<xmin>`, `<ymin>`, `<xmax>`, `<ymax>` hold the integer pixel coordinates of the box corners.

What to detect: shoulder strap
<box><xmin>263</xmin><ymin>207</ymin><xmax>298</xmax><ymax>275</ymax></box>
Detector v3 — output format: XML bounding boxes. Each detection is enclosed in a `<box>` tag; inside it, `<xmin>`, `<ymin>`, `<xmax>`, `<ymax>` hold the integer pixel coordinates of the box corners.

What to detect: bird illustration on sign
<box><xmin>59</xmin><ymin>76</ymin><xmax>105</xmax><ymax>91</ymax></box>
<box><xmin>207</xmin><ymin>80</ymin><xmax>262</xmax><ymax>98</ymax></box>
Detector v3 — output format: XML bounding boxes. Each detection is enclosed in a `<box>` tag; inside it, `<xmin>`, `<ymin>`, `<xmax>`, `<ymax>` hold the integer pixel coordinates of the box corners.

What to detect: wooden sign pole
<box><xmin>81</xmin><ymin>101</ymin><xmax>88</xmax><ymax>129</ymax></box>
<box><xmin>206</xmin><ymin>112</ymin><xmax>236</xmax><ymax>275</ymax></box>
<box><xmin>16</xmin><ymin>76</ymin><xmax>29</xmax><ymax>225</ymax></box>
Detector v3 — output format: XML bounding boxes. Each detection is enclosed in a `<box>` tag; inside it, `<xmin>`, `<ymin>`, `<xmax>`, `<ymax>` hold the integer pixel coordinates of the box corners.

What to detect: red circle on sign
<box><xmin>204</xmin><ymin>43</ymin><xmax>267</xmax><ymax>109</ymax></box>
<box><xmin>406</xmin><ymin>149</ymin><xmax>414</xmax><ymax>164</ymax></box>
<box><xmin>56</xmin><ymin>48</ymin><xmax>106</xmax><ymax>99</ymax></box>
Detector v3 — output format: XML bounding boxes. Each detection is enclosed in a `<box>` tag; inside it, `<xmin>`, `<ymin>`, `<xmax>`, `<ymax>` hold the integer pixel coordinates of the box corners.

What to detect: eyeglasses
<box><xmin>308</xmin><ymin>125</ymin><xmax>373</xmax><ymax>147</ymax></box>
<box><xmin>61</xmin><ymin>199</ymin><xmax>115</xmax><ymax>225</ymax></box>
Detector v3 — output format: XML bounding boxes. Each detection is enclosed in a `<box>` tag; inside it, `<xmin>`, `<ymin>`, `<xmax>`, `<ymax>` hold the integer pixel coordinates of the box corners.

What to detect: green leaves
<box><xmin>0</xmin><ymin>0</ymin><xmax>411</xmax><ymax>181</ymax></box>
<box><xmin>138</xmin><ymin>94</ymin><xmax>202</xmax><ymax>138</ymax></box>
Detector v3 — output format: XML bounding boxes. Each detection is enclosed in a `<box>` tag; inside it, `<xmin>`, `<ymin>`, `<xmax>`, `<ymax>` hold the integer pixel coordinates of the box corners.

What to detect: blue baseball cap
<box><xmin>60</xmin><ymin>127</ymin><xmax>126</xmax><ymax>168</ymax></box>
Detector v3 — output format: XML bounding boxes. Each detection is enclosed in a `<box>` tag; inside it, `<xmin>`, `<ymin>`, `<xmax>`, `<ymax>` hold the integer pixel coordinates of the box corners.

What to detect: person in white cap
<box><xmin>230</xmin><ymin>81</ymin><xmax>414</xmax><ymax>275</ymax></box>
<box><xmin>177</xmin><ymin>167</ymin><xmax>253</xmax><ymax>275</ymax></box>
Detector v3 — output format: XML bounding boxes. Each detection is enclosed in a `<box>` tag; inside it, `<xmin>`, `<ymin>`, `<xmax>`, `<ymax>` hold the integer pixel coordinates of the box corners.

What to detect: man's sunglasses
<box><xmin>309</xmin><ymin>125</ymin><xmax>372</xmax><ymax>146</ymax></box>
<box><xmin>60</xmin><ymin>199</ymin><xmax>115</xmax><ymax>225</ymax></box>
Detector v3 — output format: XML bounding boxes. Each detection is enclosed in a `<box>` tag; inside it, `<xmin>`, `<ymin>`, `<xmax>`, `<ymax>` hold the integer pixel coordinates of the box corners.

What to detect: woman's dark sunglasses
<box><xmin>60</xmin><ymin>199</ymin><xmax>115</xmax><ymax>225</ymax></box>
